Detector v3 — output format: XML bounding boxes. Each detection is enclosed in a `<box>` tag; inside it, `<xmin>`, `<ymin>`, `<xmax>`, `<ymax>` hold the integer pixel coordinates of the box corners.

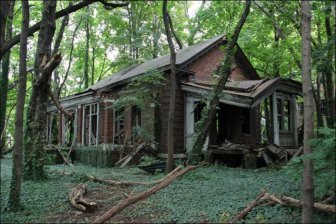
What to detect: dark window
<box><xmin>241</xmin><ymin>109</ymin><xmax>250</xmax><ymax>134</ymax></box>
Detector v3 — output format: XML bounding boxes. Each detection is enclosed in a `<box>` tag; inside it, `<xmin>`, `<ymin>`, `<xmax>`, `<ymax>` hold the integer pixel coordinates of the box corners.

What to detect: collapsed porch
<box><xmin>182</xmin><ymin>78</ymin><xmax>302</xmax><ymax>167</ymax></box>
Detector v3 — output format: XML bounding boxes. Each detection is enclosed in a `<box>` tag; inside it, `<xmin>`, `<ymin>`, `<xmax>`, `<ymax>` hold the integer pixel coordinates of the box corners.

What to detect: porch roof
<box><xmin>181</xmin><ymin>78</ymin><xmax>302</xmax><ymax>108</ymax></box>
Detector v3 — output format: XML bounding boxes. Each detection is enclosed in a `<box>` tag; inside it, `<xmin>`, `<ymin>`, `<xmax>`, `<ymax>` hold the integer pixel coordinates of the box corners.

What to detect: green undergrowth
<box><xmin>1</xmin><ymin>155</ymin><xmax>335</xmax><ymax>223</ymax></box>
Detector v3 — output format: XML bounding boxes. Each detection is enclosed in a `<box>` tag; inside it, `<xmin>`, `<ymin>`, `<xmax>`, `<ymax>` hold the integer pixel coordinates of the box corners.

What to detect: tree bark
<box><xmin>23</xmin><ymin>0</ymin><xmax>58</xmax><ymax>181</ymax></box>
<box><xmin>167</xmin><ymin>13</ymin><xmax>183</xmax><ymax>49</ymax></box>
<box><xmin>0</xmin><ymin>0</ymin><xmax>129</xmax><ymax>59</ymax></box>
<box><xmin>301</xmin><ymin>1</ymin><xmax>315</xmax><ymax>222</ymax></box>
<box><xmin>93</xmin><ymin>165</ymin><xmax>198</xmax><ymax>223</ymax></box>
<box><xmin>0</xmin><ymin>0</ymin><xmax>15</xmax><ymax>157</ymax></box>
<box><xmin>190</xmin><ymin>1</ymin><xmax>251</xmax><ymax>162</ymax></box>
<box><xmin>69</xmin><ymin>184</ymin><xmax>98</xmax><ymax>211</ymax></box>
<box><xmin>162</xmin><ymin>0</ymin><xmax>176</xmax><ymax>173</ymax></box>
<box><xmin>7</xmin><ymin>0</ymin><xmax>29</xmax><ymax>211</ymax></box>
<box><xmin>84</xmin><ymin>5</ymin><xmax>90</xmax><ymax>89</ymax></box>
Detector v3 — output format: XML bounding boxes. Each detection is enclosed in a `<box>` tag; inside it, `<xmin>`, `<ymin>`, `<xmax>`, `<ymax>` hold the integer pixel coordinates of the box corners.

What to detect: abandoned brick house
<box><xmin>47</xmin><ymin>34</ymin><xmax>302</xmax><ymax>159</ymax></box>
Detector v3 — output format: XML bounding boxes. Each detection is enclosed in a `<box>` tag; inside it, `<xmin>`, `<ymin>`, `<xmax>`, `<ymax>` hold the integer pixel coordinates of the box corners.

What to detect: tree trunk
<box><xmin>189</xmin><ymin>1</ymin><xmax>251</xmax><ymax>162</ymax></box>
<box><xmin>324</xmin><ymin>2</ymin><xmax>335</xmax><ymax>128</ymax></box>
<box><xmin>57</xmin><ymin>17</ymin><xmax>82</xmax><ymax>98</ymax></box>
<box><xmin>162</xmin><ymin>0</ymin><xmax>176</xmax><ymax>173</ymax></box>
<box><xmin>301</xmin><ymin>1</ymin><xmax>315</xmax><ymax>222</ymax></box>
<box><xmin>52</xmin><ymin>12</ymin><xmax>69</xmax><ymax>94</ymax></box>
<box><xmin>7</xmin><ymin>0</ymin><xmax>29</xmax><ymax>211</ymax></box>
<box><xmin>23</xmin><ymin>0</ymin><xmax>58</xmax><ymax>181</ymax></box>
<box><xmin>84</xmin><ymin>5</ymin><xmax>90</xmax><ymax>89</ymax></box>
<box><xmin>0</xmin><ymin>0</ymin><xmax>15</xmax><ymax>157</ymax></box>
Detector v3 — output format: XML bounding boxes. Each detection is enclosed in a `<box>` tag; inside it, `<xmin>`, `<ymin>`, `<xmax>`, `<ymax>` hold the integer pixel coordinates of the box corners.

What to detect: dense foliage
<box><xmin>1</xmin><ymin>157</ymin><xmax>334</xmax><ymax>223</ymax></box>
<box><xmin>283</xmin><ymin>128</ymin><xmax>336</xmax><ymax>197</ymax></box>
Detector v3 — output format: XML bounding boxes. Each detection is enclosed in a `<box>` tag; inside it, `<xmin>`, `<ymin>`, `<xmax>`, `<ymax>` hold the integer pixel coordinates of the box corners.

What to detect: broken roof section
<box><xmin>90</xmin><ymin>34</ymin><xmax>227</xmax><ymax>91</ymax></box>
<box><xmin>181</xmin><ymin>78</ymin><xmax>302</xmax><ymax>109</ymax></box>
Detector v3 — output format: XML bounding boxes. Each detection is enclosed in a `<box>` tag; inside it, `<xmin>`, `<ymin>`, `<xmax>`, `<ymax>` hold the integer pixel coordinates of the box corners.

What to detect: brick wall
<box><xmin>186</xmin><ymin>46</ymin><xmax>250</xmax><ymax>82</ymax></box>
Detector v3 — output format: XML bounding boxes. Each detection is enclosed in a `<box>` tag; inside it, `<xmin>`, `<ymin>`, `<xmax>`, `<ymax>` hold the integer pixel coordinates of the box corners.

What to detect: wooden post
<box><xmin>89</xmin><ymin>105</ymin><xmax>92</xmax><ymax>146</ymax></box>
<box><xmin>96</xmin><ymin>103</ymin><xmax>99</xmax><ymax>145</ymax></box>
<box><xmin>291</xmin><ymin>95</ymin><xmax>298</xmax><ymax>148</ymax></box>
<box><xmin>185</xmin><ymin>95</ymin><xmax>195</xmax><ymax>152</ymax></box>
<box><xmin>272</xmin><ymin>92</ymin><xmax>280</xmax><ymax>145</ymax></box>
<box><xmin>82</xmin><ymin>106</ymin><xmax>85</xmax><ymax>146</ymax></box>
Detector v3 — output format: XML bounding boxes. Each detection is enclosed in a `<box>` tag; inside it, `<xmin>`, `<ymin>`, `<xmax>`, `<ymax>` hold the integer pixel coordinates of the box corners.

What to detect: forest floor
<box><xmin>1</xmin><ymin>155</ymin><xmax>335</xmax><ymax>223</ymax></box>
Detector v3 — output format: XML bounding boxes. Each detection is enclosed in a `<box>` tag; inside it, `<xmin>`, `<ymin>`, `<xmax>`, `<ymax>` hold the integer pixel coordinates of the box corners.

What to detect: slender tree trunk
<box><xmin>84</xmin><ymin>5</ymin><xmax>90</xmax><ymax>89</ymax></box>
<box><xmin>301</xmin><ymin>1</ymin><xmax>314</xmax><ymax>222</ymax></box>
<box><xmin>324</xmin><ymin>2</ymin><xmax>335</xmax><ymax>128</ymax></box>
<box><xmin>189</xmin><ymin>1</ymin><xmax>251</xmax><ymax>162</ymax></box>
<box><xmin>57</xmin><ymin>17</ymin><xmax>82</xmax><ymax>98</ymax></box>
<box><xmin>162</xmin><ymin>0</ymin><xmax>176</xmax><ymax>172</ymax></box>
<box><xmin>7</xmin><ymin>0</ymin><xmax>29</xmax><ymax>211</ymax></box>
<box><xmin>52</xmin><ymin>13</ymin><xmax>69</xmax><ymax>94</ymax></box>
<box><xmin>152</xmin><ymin>15</ymin><xmax>160</xmax><ymax>59</ymax></box>
<box><xmin>91</xmin><ymin>46</ymin><xmax>95</xmax><ymax>85</ymax></box>
<box><xmin>0</xmin><ymin>0</ymin><xmax>15</xmax><ymax>158</ymax></box>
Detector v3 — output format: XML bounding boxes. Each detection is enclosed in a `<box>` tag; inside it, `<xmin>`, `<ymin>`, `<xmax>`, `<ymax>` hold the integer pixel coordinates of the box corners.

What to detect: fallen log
<box><xmin>69</xmin><ymin>184</ymin><xmax>98</xmax><ymax>212</ymax></box>
<box><xmin>93</xmin><ymin>165</ymin><xmax>199</xmax><ymax>223</ymax></box>
<box><xmin>229</xmin><ymin>189</ymin><xmax>266</xmax><ymax>224</ymax></box>
<box><xmin>88</xmin><ymin>165</ymin><xmax>182</xmax><ymax>186</ymax></box>
<box><xmin>281</xmin><ymin>195</ymin><xmax>336</xmax><ymax>213</ymax></box>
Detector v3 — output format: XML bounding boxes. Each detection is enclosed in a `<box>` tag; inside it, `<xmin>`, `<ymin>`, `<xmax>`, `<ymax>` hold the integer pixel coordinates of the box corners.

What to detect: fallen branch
<box><xmin>51</xmin><ymin>144</ymin><xmax>73</xmax><ymax>167</ymax></box>
<box><xmin>281</xmin><ymin>195</ymin><xmax>336</xmax><ymax>214</ymax></box>
<box><xmin>66</xmin><ymin>136</ymin><xmax>76</xmax><ymax>162</ymax></box>
<box><xmin>93</xmin><ymin>165</ymin><xmax>199</xmax><ymax>223</ymax></box>
<box><xmin>229</xmin><ymin>189</ymin><xmax>266</xmax><ymax>224</ymax></box>
<box><xmin>88</xmin><ymin>165</ymin><xmax>182</xmax><ymax>186</ymax></box>
<box><xmin>69</xmin><ymin>184</ymin><xmax>98</xmax><ymax>211</ymax></box>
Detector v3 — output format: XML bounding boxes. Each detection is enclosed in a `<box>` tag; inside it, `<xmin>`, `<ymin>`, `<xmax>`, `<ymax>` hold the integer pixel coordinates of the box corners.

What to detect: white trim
<box><xmin>96</xmin><ymin>103</ymin><xmax>99</xmax><ymax>145</ymax></box>
<box><xmin>272</xmin><ymin>91</ymin><xmax>280</xmax><ymax>145</ymax></box>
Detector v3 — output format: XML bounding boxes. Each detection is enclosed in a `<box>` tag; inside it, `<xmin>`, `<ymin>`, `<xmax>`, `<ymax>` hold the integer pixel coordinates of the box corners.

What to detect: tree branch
<box><xmin>167</xmin><ymin>13</ymin><xmax>183</xmax><ymax>49</ymax></box>
<box><xmin>0</xmin><ymin>0</ymin><xmax>129</xmax><ymax>58</ymax></box>
<box><xmin>47</xmin><ymin>86</ymin><xmax>72</xmax><ymax>120</ymax></box>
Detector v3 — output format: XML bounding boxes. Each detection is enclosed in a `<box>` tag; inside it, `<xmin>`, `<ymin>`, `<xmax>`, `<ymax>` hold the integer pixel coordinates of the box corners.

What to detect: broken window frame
<box><xmin>46</xmin><ymin>112</ymin><xmax>59</xmax><ymax>145</ymax></box>
<box><xmin>113</xmin><ymin>107</ymin><xmax>124</xmax><ymax>144</ymax></box>
<box><xmin>276</xmin><ymin>96</ymin><xmax>291</xmax><ymax>133</ymax></box>
<box><xmin>82</xmin><ymin>103</ymin><xmax>99</xmax><ymax>146</ymax></box>
<box><xmin>62</xmin><ymin>108</ymin><xmax>77</xmax><ymax>146</ymax></box>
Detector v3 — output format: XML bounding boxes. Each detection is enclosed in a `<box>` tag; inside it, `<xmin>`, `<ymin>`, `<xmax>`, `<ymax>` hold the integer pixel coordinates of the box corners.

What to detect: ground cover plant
<box><xmin>1</xmin><ymin>155</ymin><xmax>335</xmax><ymax>223</ymax></box>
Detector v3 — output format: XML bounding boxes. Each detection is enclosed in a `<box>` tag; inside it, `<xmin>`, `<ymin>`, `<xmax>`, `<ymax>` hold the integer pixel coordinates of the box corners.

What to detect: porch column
<box><xmin>272</xmin><ymin>91</ymin><xmax>280</xmax><ymax>145</ymax></box>
<box><xmin>185</xmin><ymin>96</ymin><xmax>195</xmax><ymax>152</ymax></box>
<box><xmin>291</xmin><ymin>95</ymin><xmax>298</xmax><ymax>147</ymax></box>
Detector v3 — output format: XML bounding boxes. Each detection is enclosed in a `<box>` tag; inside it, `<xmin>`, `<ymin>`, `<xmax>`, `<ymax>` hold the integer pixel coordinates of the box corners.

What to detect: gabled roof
<box><xmin>90</xmin><ymin>34</ymin><xmax>226</xmax><ymax>91</ymax></box>
<box><xmin>181</xmin><ymin>78</ymin><xmax>302</xmax><ymax>108</ymax></box>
